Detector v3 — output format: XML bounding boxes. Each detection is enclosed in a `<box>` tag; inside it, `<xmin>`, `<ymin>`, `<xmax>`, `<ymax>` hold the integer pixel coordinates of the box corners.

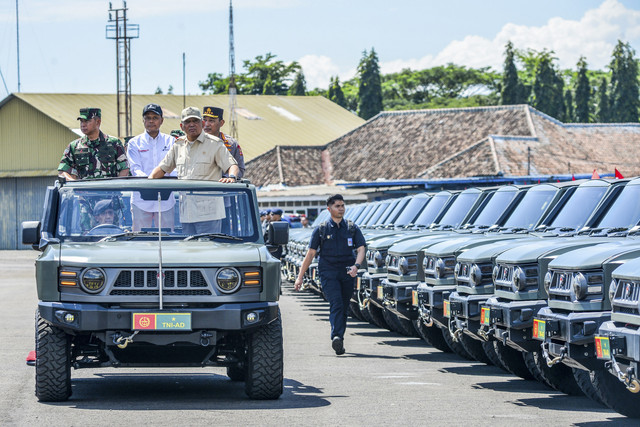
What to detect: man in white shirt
<box><xmin>127</xmin><ymin>103</ymin><xmax>177</xmax><ymax>231</ymax></box>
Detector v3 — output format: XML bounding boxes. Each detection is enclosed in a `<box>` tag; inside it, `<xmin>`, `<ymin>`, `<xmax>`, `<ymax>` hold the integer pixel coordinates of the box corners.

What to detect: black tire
<box><xmin>527</xmin><ymin>351</ymin><xmax>583</xmax><ymax>396</ymax></box>
<box><xmin>572</xmin><ymin>368</ymin><xmax>606</xmax><ymax>406</ymax></box>
<box><xmin>349</xmin><ymin>300</ymin><xmax>364</xmax><ymax>321</ymax></box>
<box><xmin>482</xmin><ymin>340</ymin><xmax>508</xmax><ymax>371</ymax></box>
<box><xmin>382</xmin><ymin>308</ymin><xmax>402</xmax><ymax>333</ymax></box>
<box><xmin>441</xmin><ymin>326</ymin><xmax>474</xmax><ymax>360</ymax></box>
<box><xmin>365</xmin><ymin>303</ymin><xmax>390</xmax><ymax>329</ymax></box>
<box><xmin>226</xmin><ymin>365</ymin><xmax>246</xmax><ymax>382</ymax></box>
<box><xmin>492</xmin><ymin>341</ymin><xmax>535</xmax><ymax>380</ymax></box>
<box><xmin>396</xmin><ymin>316</ymin><xmax>419</xmax><ymax>337</ymax></box>
<box><xmin>413</xmin><ymin>320</ymin><xmax>452</xmax><ymax>353</ymax></box>
<box><xmin>244</xmin><ymin>312</ymin><xmax>284</xmax><ymax>400</ymax></box>
<box><xmin>35</xmin><ymin>309</ymin><xmax>71</xmax><ymax>402</ymax></box>
<box><xmin>523</xmin><ymin>351</ymin><xmax>553</xmax><ymax>388</ymax></box>
<box><xmin>591</xmin><ymin>367</ymin><xmax>640</xmax><ymax>418</ymax></box>
<box><xmin>359</xmin><ymin>301</ymin><xmax>373</xmax><ymax>323</ymax></box>
<box><xmin>459</xmin><ymin>333</ymin><xmax>493</xmax><ymax>365</ymax></box>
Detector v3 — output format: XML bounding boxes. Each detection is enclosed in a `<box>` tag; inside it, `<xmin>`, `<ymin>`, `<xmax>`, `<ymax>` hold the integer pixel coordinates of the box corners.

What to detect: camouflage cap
<box><xmin>203</xmin><ymin>106</ymin><xmax>223</xmax><ymax>119</ymax></box>
<box><xmin>77</xmin><ymin>108</ymin><xmax>101</xmax><ymax>120</ymax></box>
<box><xmin>181</xmin><ymin>106</ymin><xmax>202</xmax><ymax>122</ymax></box>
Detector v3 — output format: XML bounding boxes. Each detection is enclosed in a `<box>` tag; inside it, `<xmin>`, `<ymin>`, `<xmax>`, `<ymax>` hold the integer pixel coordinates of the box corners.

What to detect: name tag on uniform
<box><xmin>347</xmin><ymin>238</ymin><xmax>353</xmax><ymax>246</ymax></box>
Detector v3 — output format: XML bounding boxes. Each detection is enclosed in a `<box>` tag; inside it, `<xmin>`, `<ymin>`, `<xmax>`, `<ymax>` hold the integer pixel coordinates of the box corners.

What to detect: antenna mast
<box><xmin>106</xmin><ymin>1</ymin><xmax>139</xmax><ymax>138</ymax></box>
<box><xmin>16</xmin><ymin>0</ymin><xmax>20</xmax><ymax>92</ymax></box>
<box><xmin>228</xmin><ymin>0</ymin><xmax>238</xmax><ymax>139</ymax></box>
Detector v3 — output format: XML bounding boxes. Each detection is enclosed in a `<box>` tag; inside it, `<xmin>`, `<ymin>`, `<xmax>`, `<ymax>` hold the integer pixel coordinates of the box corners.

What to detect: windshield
<box><xmin>312</xmin><ymin>209</ymin><xmax>330</xmax><ymax>226</ymax></box>
<box><xmin>472</xmin><ymin>189</ymin><xmax>518</xmax><ymax>227</ymax></box>
<box><xmin>414</xmin><ymin>193</ymin><xmax>451</xmax><ymax>226</ymax></box>
<box><xmin>436</xmin><ymin>191</ymin><xmax>482</xmax><ymax>228</ymax></box>
<box><xmin>344</xmin><ymin>204</ymin><xmax>363</xmax><ymax>221</ymax></box>
<box><xmin>57</xmin><ymin>187</ymin><xmax>259</xmax><ymax>241</ymax></box>
<box><xmin>549</xmin><ymin>185</ymin><xmax>608</xmax><ymax>229</ymax></box>
<box><xmin>597</xmin><ymin>184</ymin><xmax>640</xmax><ymax>229</ymax></box>
<box><xmin>502</xmin><ymin>187</ymin><xmax>557</xmax><ymax>229</ymax></box>
<box><xmin>364</xmin><ymin>201</ymin><xmax>391</xmax><ymax>226</ymax></box>
<box><xmin>354</xmin><ymin>203</ymin><xmax>375</xmax><ymax>224</ymax></box>
<box><xmin>394</xmin><ymin>195</ymin><xmax>431</xmax><ymax>226</ymax></box>
<box><xmin>382</xmin><ymin>197</ymin><xmax>411</xmax><ymax>226</ymax></box>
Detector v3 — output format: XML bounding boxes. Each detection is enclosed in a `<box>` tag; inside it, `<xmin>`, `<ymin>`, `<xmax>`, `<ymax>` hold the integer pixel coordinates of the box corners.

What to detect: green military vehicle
<box><xmin>22</xmin><ymin>177</ymin><xmax>288</xmax><ymax>401</ymax></box>
<box><xmin>595</xmin><ymin>256</ymin><xmax>640</xmax><ymax>418</ymax></box>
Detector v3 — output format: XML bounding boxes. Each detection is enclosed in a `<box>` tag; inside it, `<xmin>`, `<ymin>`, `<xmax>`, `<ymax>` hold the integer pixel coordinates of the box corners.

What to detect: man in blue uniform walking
<box><xmin>294</xmin><ymin>194</ymin><xmax>366</xmax><ymax>355</ymax></box>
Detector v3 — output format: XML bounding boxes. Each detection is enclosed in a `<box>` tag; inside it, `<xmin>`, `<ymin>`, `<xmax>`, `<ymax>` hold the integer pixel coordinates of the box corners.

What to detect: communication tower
<box><xmin>106</xmin><ymin>1</ymin><xmax>139</xmax><ymax>138</ymax></box>
<box><xmin>228</xmin><ymin>0</ymin><xmax>238</xmax><ymax>139</ymax></box>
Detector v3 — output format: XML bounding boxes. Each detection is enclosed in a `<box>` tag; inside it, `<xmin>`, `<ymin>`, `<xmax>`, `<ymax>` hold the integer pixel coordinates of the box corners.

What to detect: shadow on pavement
<box><xmin>437</xmin><ymin>365</ymin><xmax>503</xmax><ymax>376</ymax></box>
<box><xmin>471</xmin><ymin>378</ymin><xmax>551</xmax><ymax>394</ymax></box>
<box><xmin>403</xmin><ymin>351</ymin><xmax>474</xmax><ymax>364</ymax></box>
<box><xmin>43</xmin><ymin>374</ymin><xmax>331</xmax><ymax>410</ymax></box>
<box><xmin>507</xmin><ymin>395</ymin><xmax>619</xmax><ymax>415</ymax></box>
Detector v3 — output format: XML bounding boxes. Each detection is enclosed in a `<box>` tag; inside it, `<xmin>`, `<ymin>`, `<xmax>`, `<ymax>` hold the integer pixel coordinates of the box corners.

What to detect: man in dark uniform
<box><xmin>58</xmin><ymin>108</ymin><xmax>129</xmax><ymax>180</ymax></box>
<box><xmin>294</xmin><ymin>194</ymin><xmax>366</xmax><ymax>355</ymax></box>
<box><xmin>202</xmin><ymin>106</ymin><xmax>245</xmax><ymax>178</ymax></box>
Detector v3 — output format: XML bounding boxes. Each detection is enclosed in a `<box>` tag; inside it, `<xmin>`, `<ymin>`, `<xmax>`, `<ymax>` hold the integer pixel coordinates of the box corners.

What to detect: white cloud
<box><xmin>298</xmin><ymin>54</ymin><xmax>341</xmax><ymax>89</ymax></box>
<box><xmin>379</xmin><ymin>0</ymin><xmax>640</xmax><ymax>73</ymax></box>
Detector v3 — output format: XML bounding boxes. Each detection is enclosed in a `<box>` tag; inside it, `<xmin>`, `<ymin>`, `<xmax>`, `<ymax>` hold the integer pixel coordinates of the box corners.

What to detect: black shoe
<box><xmin>332</xmin><ymin>336</ymin><xmax>345</xmax><ymax>355</ymax></box>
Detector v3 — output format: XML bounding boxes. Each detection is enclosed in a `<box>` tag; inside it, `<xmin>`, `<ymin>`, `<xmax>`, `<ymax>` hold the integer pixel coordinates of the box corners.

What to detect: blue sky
<box><xmin>1</xmin><ymin>0</ymin><xmax>639</xmax><ymax>96</ymax></box>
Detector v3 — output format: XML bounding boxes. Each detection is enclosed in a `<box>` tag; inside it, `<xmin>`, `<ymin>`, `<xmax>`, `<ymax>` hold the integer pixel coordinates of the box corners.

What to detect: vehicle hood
<box><xmin>495</xmin><ymin>236</ymin><xmax>613</xmax><ymax>264</ymax></box>
<box><xmin>456</xmin><ymin>237</ymin><xmax>539</xmax><ymax>263</ymax></box>
<box><xmin>548</xmin><ymin>240</ymin><xmax>640</xmax><ymax>270</ymax></box>
<box><xmin>59</xmin><ymin>240</ymin><xmax>264</xmax><ymax>267</ymax></box>
<box><xmin>425</xmin><ymin>234</ymin><xmax>525</xmax><ymax>257</ymax></box>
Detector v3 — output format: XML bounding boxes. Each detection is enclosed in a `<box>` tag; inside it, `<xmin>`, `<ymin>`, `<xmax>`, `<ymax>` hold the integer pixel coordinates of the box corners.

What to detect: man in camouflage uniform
<box><xmin>202</xmin><ymin>106</ymin><xmax>245</xmax><ymax>178</ymax></box>
<box><xmin>58</xmin><ymin>108</ymin><xmax>129</xmax><ymax>180</ymax></box>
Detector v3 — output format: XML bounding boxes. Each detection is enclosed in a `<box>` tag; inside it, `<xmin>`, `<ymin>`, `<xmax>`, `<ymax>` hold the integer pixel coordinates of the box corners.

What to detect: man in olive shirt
<box><xmin>149</xmin><ymin>107</ymin><xmax>239</xmax><ymax>234</ymax></box>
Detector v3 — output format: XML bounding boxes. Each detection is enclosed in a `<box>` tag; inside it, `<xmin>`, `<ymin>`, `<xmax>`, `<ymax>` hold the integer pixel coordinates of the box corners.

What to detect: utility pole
<box><xmin>16</xmin><ymin>0</ymin><xmax>20</xmax><ymax>92</ymax></box>
<box><xmin>228</xmin><ymin>0</ymin><xmax>238</xmax><ymax>139</ymax></box>
<box><xmin>106</xmin><ymin>1</ymin><xmax>139</xmax><ymax>138</ymax></box>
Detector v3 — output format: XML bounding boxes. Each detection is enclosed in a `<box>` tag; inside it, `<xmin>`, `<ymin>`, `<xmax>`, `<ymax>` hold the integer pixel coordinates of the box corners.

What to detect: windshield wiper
<box><xmin>183</xmin><ymin>233</ymin><xmax>243</xmax><ymax>241</ymax></box>
<box><xmin>605</xmin><ymin>227</ymin><xmax>629</xmax><ymax>235</ymax></box>
<box><xmin>98</xmin><ymin>231</ymin><xmax>166</xmax><ymax>242</ymax></box>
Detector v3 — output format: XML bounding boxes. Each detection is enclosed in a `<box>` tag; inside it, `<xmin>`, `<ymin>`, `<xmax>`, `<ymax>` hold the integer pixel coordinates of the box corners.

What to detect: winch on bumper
<box><xmin>596</xmin><ymin>321</ymin><xmax>640</xmax><ymax>393</ymax></box>
<box><xmin>478</xmin><ymin>297</ymin><xmax>548</xmax><ymax>352</ymax></box>
<box><xmin>533</xmin><ymin>306</ymin><xmax>611</xmax><ymax>370</ymax></box>
<box><xmin>447</xmin><ymin>291</ymin><xmax>489</xmax><ymax>341</ymax></box>
<box><xmin>361</xmin><ymin>272</ymin><xmax>386</xmax><ymax>308</ymax></box>
<box><xmin>416</xmin><ymin>282</ymin><xmax>456</xmax><ymax>328</ymax></box>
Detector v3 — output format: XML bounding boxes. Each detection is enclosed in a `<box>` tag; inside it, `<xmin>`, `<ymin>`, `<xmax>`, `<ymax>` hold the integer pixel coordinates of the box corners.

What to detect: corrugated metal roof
<box><xmin>9</xmin><ymin>93</ymin><xmax>364</xmax><ymax>161</ymax></box>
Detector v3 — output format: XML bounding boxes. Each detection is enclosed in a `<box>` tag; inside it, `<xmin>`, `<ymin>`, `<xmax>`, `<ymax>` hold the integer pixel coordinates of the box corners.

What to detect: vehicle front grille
<box><xmin>548</xmin><ymin>268</ymin><xmax>604</xmax><ymax>302</ymax></box>
<box><xmin>611</xmin><ymin>280</ymin><xmax>640</xmax><ymax>316</ymax></box>
<box><xmin>494</xmin><ymin>262</ymin><xmax>539</xmax><ymax>293</ymax></box>
<box><xmin>112</xmin><ymin>269</ymin><xmax>209</xmax><ymax>292</ymax></box>
<box><xmin>110</xmin><ymin>289</ymin><xmax>212</xmax><ymax>296</ymax></box>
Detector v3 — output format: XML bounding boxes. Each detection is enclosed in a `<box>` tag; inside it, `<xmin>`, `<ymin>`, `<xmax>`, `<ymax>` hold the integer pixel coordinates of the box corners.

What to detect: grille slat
<box><xmin>110</xmin><ymin>269</ymin><xmax>209</xmax><ymax>295</ymax></box>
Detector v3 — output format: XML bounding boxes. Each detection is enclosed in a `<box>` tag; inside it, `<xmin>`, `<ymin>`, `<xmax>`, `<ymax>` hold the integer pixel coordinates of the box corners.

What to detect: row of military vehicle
<box><xmin>282</xmin><ymin>177</ymin><xmax>640</xmax><ymax>418</ymax></box>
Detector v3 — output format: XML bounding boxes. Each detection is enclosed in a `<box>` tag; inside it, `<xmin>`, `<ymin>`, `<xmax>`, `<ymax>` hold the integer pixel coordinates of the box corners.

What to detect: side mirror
<box><xmin>22</xmin><ymin>221</ymin><xmax>41</xmax><ymax>246</ymax></box>
<box><xmin>267</xmin><ymin>221</ymin><xmax>289</xmax><ymax>246</ymax></box>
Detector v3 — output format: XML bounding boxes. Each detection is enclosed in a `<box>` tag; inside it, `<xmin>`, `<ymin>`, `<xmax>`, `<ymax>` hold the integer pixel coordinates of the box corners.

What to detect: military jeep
<box><xmin>22</xmin><ymin>177</ymin><xmax>288</xmax><ymax>402</ymax></box>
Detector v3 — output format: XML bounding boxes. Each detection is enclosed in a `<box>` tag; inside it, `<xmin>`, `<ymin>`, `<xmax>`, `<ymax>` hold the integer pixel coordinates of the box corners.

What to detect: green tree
<box><xmin>167</xmin><ymin>85</ymin><xmax>174</xmax><ymax>95</ymax></box>
<box><xmin>240</xmin><ymin>52</ymin><xmax>301</xmax><ymax>95</ymax></box>
<box><xmin>609</xmin><ymin>40</ymin><xmax>639</xmax><ymax>122</ymax></box>
<box><xmin>530</xmin><ymin>50</ymin><xmax>564</xmax><ymax>119</ymax></box>
<box><xmin>288</xmin><ymin>71</ymin><xmax>307</xmax><ymax>95</ymax></box>
<box><xmin>198</xmin><ymin>73</ymin><xmax>229</xmax><ymax>94</ymax></box>
<box><xmin>596</xmin><ymin>77</ymin><xmax>610</xmax><ymax>123</ymax></box>
<box><xmin>564</xmin><ymin>89</ymin><xmax>574</xmax><ymax>122</ymax></box>
<box><xmin>357</xmin><ymin>48</ymin><xmax>383</xmax><ymax>119</ymax></box>
<box><xmin>327</xmin><ymin>76</ymin><xmax>346</xmax><ymax>107</ymax></box>
<box><xmin>501</xmin><ymin>41</ymin><xmax>524</xmax><ymax>105</ymax></box>
<box><xmin>574</xmin><ymin>57</ymin><xmax>590</xmax><ymax>123</ymax></box>
<box><xmin>155</xmin><ymin>86</ymin><xmax>163</xmax><ymax>95</ymax></box>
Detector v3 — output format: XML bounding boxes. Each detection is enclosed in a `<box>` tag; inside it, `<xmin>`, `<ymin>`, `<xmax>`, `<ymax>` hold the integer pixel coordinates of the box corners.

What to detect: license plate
<box><xmin>377</xmin><ymin>285</ymin><xmax>383</xmax><ymax>300</ymax></box>
<box><xmin>412</xmin><ymin>290</ymin><xmax>418</xmax><ymax>307</ymax></box>
<box><xmin>594</xmin><ymin>336</ymin><xmax>612</xmax><ymax>359</ymax></box>
<box><xmin>443</xmin><ymin>300</ymin><xmax>450</xmax><ymax>318</ymax></box>
<box><xmin>532</xmin><ymin>318</ymin><xmax>545</xmax><ymax>340</ymax></box>
<box><xmin>480</xmin><ymin>307</ymin><xmax>490</xmax><ymax>325</ymax></box>
<box><xmin>356</xmin><ymin>277</ymin><xmax>361</xmax><ymax>290</ymax></box>
<box><xmin>132</xmin><ymin>313</ymin><xmax>192</xmax><ymax>330</ymax></box>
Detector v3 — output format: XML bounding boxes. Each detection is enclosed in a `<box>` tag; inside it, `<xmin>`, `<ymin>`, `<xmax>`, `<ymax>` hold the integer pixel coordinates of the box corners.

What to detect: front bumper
<box><xmin>416</xmin><ymin>282</ymin><xmax>456</xmax><ymax>329</ymax></box>
<box><xmin>361</xmin><ymin>272</ymin><xmax>386</xmax><ymax>308</ymax></box>
<box><xmin>39</xmin><ymin>301</ymin><xmax>279</xmax><ymax>333</ymax></box>
<box><xmin>381</xmin><ymin>279</ymin><xmax>419</xmax><ymax>320</ymax></box>
<box><xmin>534</xmin><ymin>307</ymin><xmax>610</xmax><ymax>370</ymax></box>
<box><xmin>448</xmin><ymin>292</ymin><xmax>490</xmax><ymax>340</ymax></box>
<box><xmin>479</xmin><ymin>297</ymin><xmax>548</xmax><ymax>352</ymax></box>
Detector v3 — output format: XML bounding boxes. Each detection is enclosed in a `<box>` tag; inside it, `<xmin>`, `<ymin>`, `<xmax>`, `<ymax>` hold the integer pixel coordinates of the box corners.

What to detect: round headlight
<box><xmin>572</xmin><ymin>272</ymin><xmax>588</xmax><ymax>301</ymax></box>
<box><xmin>434</xmin><ymin>258</ymin><xmax>445</xmax><ymax>279</ymax></box>
<box><xmin>512</xmin><ymin>267</ymin><xmax>526</xmax><ymax>291</ymax></box>
<box><xmin>399</xmin><ymin>257</ymin><xmax>409</xmax><ymax>274</ymax></box>
<box><xmin>81</xmin><ymin>268</ymin><xmax>106</xmax><ymax>294</ymax></box>
<box><xmin>470</xmin><ymin>264</ymin><xmax>483</xmax><ymax>286</ymax></box>
<box><xmin>454</xmin><ymin>262</ymin><xmax>461</xmax><ymax>278</ymax></box>
<box><xmin>375</xmin><ymin>251</ymin><xmax>384</xmax><ymax>267</ymax></box>
<box><xmin>544</xmin><ymin>271</ymin><xmax>552</xmax><ymax>294</ymax></box>
<box><xmin>216</xmin><ymin>268</ymin><xmax>241</xmax><ymax>293</ymax></box>
<box><xmin>609</xmin><ymin>279</ymin><xmax>618</xmax><ymax>302</ymax></box>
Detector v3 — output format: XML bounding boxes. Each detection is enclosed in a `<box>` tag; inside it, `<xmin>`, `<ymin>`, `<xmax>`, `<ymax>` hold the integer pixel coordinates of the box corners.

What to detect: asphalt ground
<box><xmin>0</xmin><ymin>250</ymin><xmax>634</xmax><ymax>426</ymax></box>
